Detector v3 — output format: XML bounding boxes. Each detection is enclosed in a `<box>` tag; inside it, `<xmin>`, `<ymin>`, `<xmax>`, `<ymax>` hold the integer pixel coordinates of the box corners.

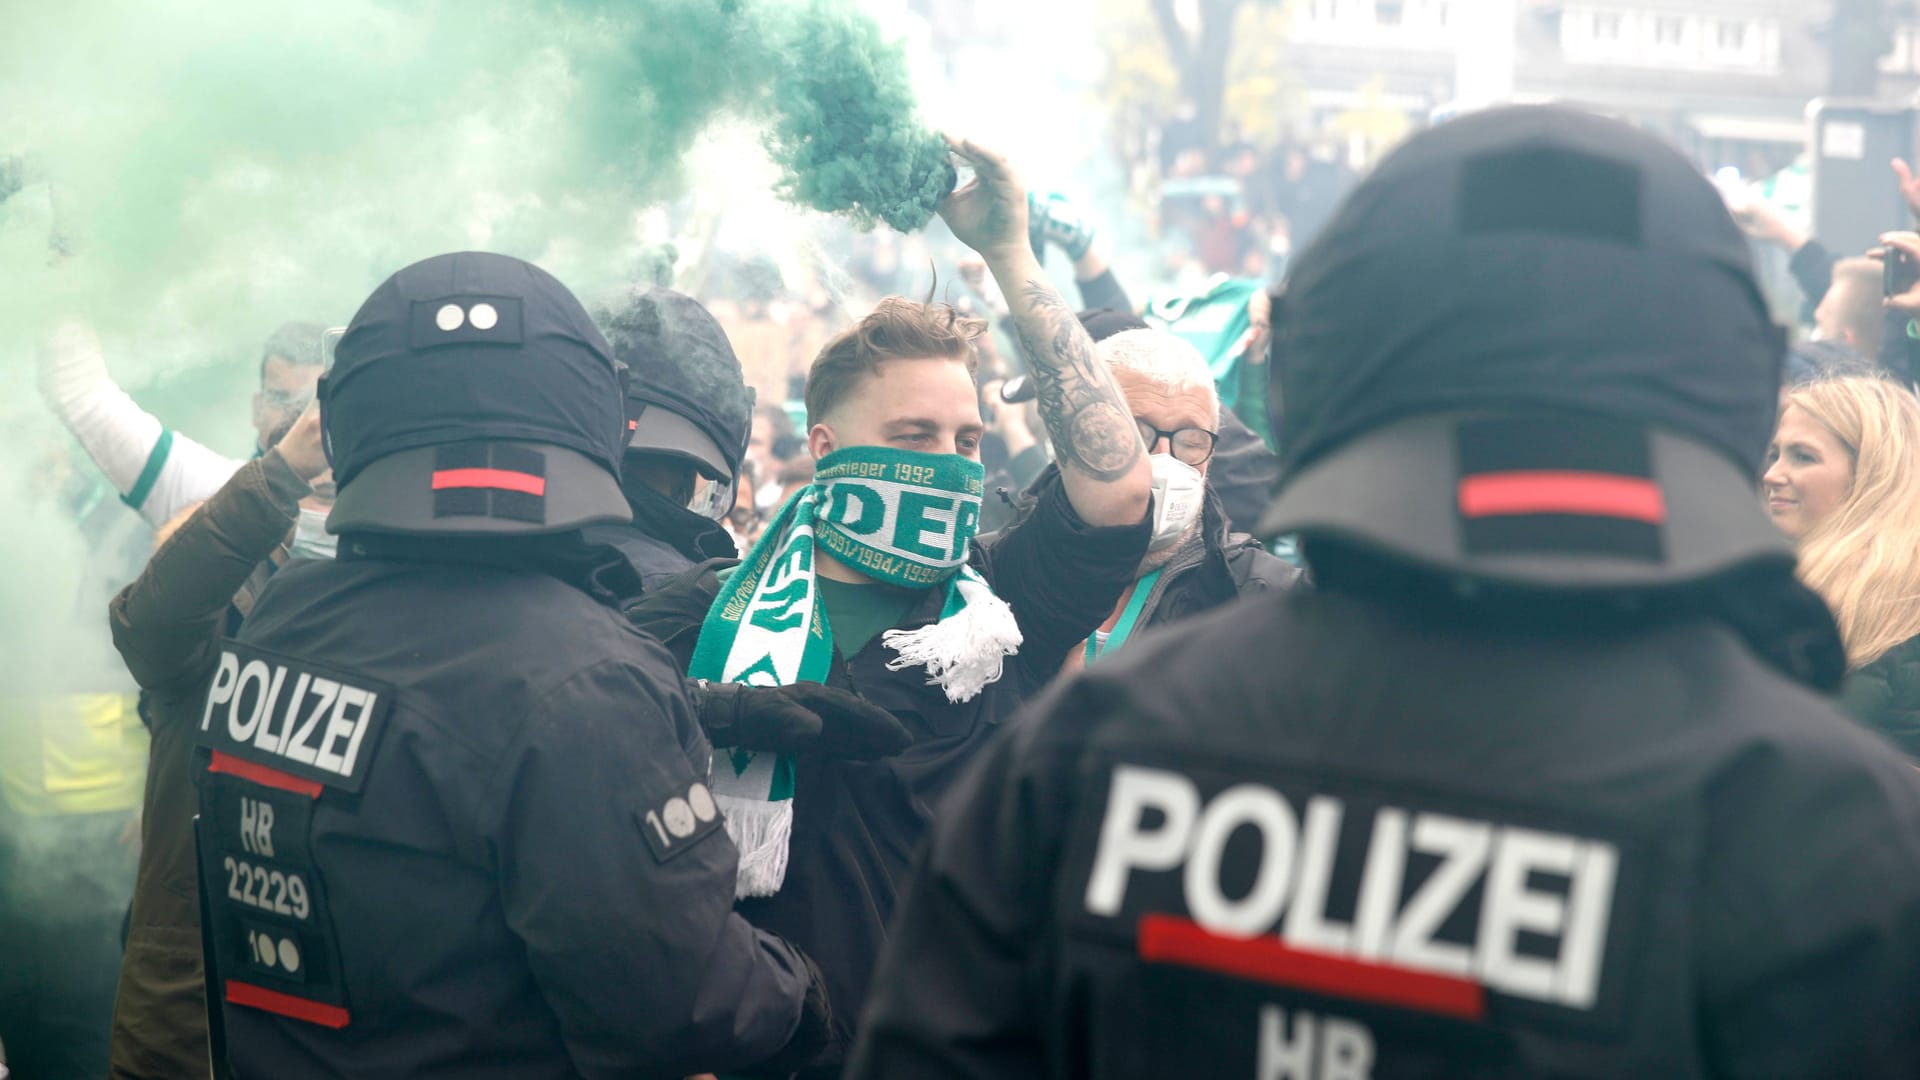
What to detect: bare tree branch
<box><xmin>1149</xmin><ymin>0</ymin><xmax>1193</xmax><ymax>70</ymax></box>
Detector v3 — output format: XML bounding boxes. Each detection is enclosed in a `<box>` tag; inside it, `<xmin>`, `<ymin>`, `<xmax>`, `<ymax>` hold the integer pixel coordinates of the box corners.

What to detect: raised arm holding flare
<box><xmin>940</xmin><ymin>137</ymin><xmax>1151</xmax><ymax>529</ymax></box>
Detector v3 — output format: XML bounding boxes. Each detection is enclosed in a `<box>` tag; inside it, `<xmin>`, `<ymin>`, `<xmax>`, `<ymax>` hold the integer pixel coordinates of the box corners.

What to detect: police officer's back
<box><xmin>192</xmin><ymin>253</ymin><xmax>827</xmax><ymax>1078</ymax></box>
<box><xmin>848</xmin><ymin>109</ymin><xmax>1920</xmax><ymax>1078</ymax></box>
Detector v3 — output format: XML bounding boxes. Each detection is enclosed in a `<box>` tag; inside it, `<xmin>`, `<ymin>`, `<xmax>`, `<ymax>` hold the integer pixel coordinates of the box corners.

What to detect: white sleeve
<box><xmin>38</xmin><ymin>321</ymin><xmax>247</xmax><ymax>527</ymax></box>
<box><xmin>140</xmin><ymin>430</ymin><xmax>247</xmax><ymax>527</ymax></box>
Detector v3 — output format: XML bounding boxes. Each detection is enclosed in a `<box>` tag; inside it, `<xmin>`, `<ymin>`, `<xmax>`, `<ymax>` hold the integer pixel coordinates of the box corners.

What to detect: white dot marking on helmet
<box><xmin>435</xmin><ymin>303</ymin><xmax>465</xmax><ymax>331</ymax></box>
<box><xmin>468</xmin><ymin>302</ymin><xmax>499</xmax><ymax>330</ymax></box>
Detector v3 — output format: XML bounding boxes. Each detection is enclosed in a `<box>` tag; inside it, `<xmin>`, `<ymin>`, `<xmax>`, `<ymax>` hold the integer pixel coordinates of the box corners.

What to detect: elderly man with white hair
<box><xmin>1069</xmin><ymin>327</ymin><xmax>1304</xmax><ymax>667</ymax></box>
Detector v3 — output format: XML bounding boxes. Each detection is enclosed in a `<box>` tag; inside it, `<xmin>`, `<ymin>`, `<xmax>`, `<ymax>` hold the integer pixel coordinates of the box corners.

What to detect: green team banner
<box><xmin>1144</xmin><ymin>274</ymin><xmax>1273</xmax><ymax>449</ymax></box>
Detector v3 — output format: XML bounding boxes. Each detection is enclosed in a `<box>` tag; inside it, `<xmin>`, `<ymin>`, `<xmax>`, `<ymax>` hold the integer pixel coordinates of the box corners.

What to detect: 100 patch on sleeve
<box><xmin>194</xmin><ymin>641</ymin><xmax>398</xmax><ymax>795</ymax></box>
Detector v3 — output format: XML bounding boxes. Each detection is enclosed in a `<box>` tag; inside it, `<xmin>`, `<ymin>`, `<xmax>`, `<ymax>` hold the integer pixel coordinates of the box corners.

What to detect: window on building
<box><xmin>1593</xmin><ymin>11</ymin><xmax>1624</xmax><ymax>41</ymax></box>
<box><xmin>1652</xmin><ymin>15</ymin><xmax>1684</xmax><ymax>47</ymax></box>
<box><xmin>1375</xmin><ymin>0</ymin><xmax>1405</xmax><ymax>26</ymax></box>
<box><xmin>1882</xmin><ymin>26</ymin><xmax>1915</xmax><ymax>74</ymax></box>
<box><xmin>1715</xmin><ymin>19</ymin><xmax>1747</xmax><ymax>52</ymax></box>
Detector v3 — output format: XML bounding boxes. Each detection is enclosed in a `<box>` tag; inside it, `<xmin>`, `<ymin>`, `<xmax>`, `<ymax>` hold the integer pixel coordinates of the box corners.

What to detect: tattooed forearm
<box><xmin>1010</xmin><ymin>281</ymin><xmax>1144</xmax><ymax>483</ymax></box>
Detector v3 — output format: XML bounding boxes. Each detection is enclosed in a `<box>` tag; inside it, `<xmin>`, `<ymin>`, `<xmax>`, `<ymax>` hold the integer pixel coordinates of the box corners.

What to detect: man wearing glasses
<box><xmin>1073</xmin><ymin>327</ymin><xmax>1302</xmax><ymax>669</ymax></box>
<box><xmin>39</xmin><ymin>320</ymin><xmax>327</xmax><ymax>529</ymax></box>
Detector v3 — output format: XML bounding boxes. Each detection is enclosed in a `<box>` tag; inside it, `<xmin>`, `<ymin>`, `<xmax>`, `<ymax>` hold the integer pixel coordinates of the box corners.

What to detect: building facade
<box><xmin>1278</xmin><ymin>0</ymin><xmax>1920</xmax><ymax>172</ymax></box>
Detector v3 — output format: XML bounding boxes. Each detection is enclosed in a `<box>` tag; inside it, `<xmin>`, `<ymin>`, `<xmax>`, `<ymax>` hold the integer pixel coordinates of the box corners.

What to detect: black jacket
<box><xmin>1003</xmin><ymin>466</ymin><xmax>1301</xmax><ymax>645</ymax></box>
<box><xmin>1127</xmin><ymin>489</ymin><xmax>1302</xmax><ymax>638</ymax></box>
<box><xmin>1788</xmin><ymin>237</ymin><xmax>1835</xmax><ymax>308</ymax></box>
<box><xmin>585</xmin><ymin>483</ymin><xmax>739</xmax><ymax>593</ymax></box>
<box><xmin>1843</xmin><ymin>634</ymin><xmax>1920</xmax><ymax>762</ymax></box>
<box><xmin>850</xmin><ymin>583</ymin><xmax>1920</xmax><ymax>1079</ymax></box>
<box><xmin>192</xmin><ymin>539</ymin><xmax>810</xmax><ymax>1079</ymax></box>
<box><xmin>629</xmin><ymin>472</ymin><xmax>1149</xmax><ymax>1072</ymax></box>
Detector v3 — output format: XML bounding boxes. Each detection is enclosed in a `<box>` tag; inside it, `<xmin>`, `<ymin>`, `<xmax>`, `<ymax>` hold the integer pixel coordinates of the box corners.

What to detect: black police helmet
<box><xmin>1259</xmin><ymin>105</ymin><xmax>1791</xmax><ymax>589</ymax></box>
<box><xmin>321</xmin><ymin>251</ymin><xmax>631</xmax><ymax>536</ymax></box>
<box><xmin>596</xmin><ymin>286</ymin><xmax>755</xmax><ymax>485</ymax></box>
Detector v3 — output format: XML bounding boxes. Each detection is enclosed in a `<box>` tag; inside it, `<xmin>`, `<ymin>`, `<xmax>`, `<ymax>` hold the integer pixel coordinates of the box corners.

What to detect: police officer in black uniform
<box><xmin>849</xmin><ymin>108</ymin><xmax>1920</xmax><ymax>1078</ymax></box>
<box><xmin>192</xmin><ymin>251</ymin><xmax>836</xmax><ymax>1078</ymax></box>
<box><xmin>589</xmin><ymin>285</ymin><xmax>753</xmax><ymax>589</ymax></box>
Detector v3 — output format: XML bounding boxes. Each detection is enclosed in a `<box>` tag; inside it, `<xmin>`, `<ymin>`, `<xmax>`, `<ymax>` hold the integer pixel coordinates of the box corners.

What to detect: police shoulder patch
<box><xmin>637</xmin><ymin>778</ymin><xmax>724</xmax><ymax>863</ymax></box>
<box><xmin>195</xmin><ymin>640</ymin><xmax>397</xmax><ymax>795</ymax></box>
<box><xmin>1059</xmin><ymin>749</ymin><xmax>1655</xmax><ymax>1065</ymax></box>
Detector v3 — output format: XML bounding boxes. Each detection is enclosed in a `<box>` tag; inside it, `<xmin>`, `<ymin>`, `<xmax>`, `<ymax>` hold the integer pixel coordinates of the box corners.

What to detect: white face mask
<box><xmin>1148</xmin><ymin>453</ymin><xmax>1206</xmax><ymax>551</ymax></box>
<box><xmin>287</xmin><ymin>506</ymin><xmax>338</xmax><ymax>560</ymax></box>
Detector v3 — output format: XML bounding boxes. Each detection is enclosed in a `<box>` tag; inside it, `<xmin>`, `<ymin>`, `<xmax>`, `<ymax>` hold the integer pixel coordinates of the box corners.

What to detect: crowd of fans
<box><xmin>12</xmin><ymin>100</ymin><xmax>1920</xmax><ymax>1079</ymax></box>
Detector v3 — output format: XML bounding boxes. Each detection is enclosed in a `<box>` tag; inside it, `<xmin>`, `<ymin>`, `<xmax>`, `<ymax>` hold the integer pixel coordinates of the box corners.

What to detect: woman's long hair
<box><xmin>1786</xmin><ymin>376</ymin><xmax>1920</xmax><ymax>667</ymax></box>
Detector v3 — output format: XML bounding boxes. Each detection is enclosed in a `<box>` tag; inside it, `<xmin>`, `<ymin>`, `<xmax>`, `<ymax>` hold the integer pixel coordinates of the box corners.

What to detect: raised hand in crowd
<box><xmin>272</xmin><ymin>399</ymin><xmax>329</xmax><ymax>485</ymax></box>
<box><xmin>1878</xmin><ymin>231</ymin><xmax>1920</xmax><ymax>317</ymax></box>
<box><xmin>1728</xmin><ymin>186</ymin><xmax>1808</xmax><ymax>252</ymax></box>
<box><xmin>941</xmin><ymin>136</ymin><xmax>1150</xmax><ymax>528</ymax></box>
<box><xmin>1894</xmin><ymin>158</ymin><xmax>1920</xmax><ymax>226</ymax></box>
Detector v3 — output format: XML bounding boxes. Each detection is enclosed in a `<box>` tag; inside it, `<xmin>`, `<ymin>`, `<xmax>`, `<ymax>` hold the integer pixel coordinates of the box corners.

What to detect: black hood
<box><xmin>1273</xmin><ymin>106</ymin><xmax>1784</xmax><ymax>486</ymax></box>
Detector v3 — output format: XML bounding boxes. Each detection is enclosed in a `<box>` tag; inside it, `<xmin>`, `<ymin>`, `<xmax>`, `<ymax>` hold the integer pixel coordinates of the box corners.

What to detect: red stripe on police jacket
<box><xmin>227</xmin><ymin>979</ymin><xmax>350</xmax><ymax>1029</ymax></box>
<box><xmin>1457</xmin><ymin>471</ymin><xmax>1666</xmax><ymax>524</ymax></box>
<box><xmin>430</xmin><ymin>467</ymin><xmax>547</xmax><ymax>496</ymax></box>
<box><xmin>207</xmin><ymin>750</ymin><xmax>323</xmax><ymax>799</ymax></box>
<box><xmin>1137</xmin><ymin>915</ymin><xmax>1487</xmax><ymax>1021</ymax></box>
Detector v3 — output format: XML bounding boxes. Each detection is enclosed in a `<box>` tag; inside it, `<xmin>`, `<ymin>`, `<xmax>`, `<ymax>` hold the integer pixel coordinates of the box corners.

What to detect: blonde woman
<box><xmin>1764</xmin><ymin>375</ymin><xmax>1920</xmax><ymax>757</ymax></box>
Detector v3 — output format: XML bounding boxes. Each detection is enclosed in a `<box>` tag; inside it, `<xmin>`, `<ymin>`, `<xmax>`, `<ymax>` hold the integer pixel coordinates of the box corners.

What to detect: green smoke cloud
<box><xmin>0</xmin><ymin>0</ymin><xmax>951</xmax><ymax>712</ymax></box>
<box><xmin>0</xmin><ymin>0</ymin><xmax>949</xmax><ymax>388</ymax></box>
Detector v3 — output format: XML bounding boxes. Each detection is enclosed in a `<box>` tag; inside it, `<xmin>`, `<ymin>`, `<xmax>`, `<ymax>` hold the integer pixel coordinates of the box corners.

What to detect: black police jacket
<box><xmin>585</xmin><ymin>483</ymin><xmax>740</xmax><ymax>593</ymax></box>
<box><xmin>849</xmin><ymin>585</ymin><xmax>1920</xmax><ymax>1079</ymax></box>
<box><xmin>1843</xmin><ymin>633</ymin><xmax>1920</xmax><ymax>763</ymax></box>
<box><xmin>630</xmin><ymin>472</ymin><xmax>1150</xmax><ymax>1072</ymax></box>
<box><xmin>191</xmin><ymin>543</ymin><xmax>812</xmax><ymax>1079</ymax></box>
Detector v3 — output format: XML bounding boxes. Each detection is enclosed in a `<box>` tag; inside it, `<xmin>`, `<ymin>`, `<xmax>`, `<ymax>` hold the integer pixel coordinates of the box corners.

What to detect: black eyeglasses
<box><xmin>1136</xmin><ymin>419</ymin><xmax>1218</xmax><ymax>466</ymax></box>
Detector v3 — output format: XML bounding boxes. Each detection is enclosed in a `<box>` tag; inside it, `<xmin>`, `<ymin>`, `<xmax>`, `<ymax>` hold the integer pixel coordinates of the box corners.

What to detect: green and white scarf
<box><xmin>690</xmin><ymin>446</ymin><xmax>1021</xmax><ymax>897</ymax></box>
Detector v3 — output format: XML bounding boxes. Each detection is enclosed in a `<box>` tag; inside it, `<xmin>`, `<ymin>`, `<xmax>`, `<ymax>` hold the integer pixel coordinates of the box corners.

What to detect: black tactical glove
<box><xmin>740</xmin><ymin>942</ymin><xmax>835</xmax><ymax>1077</ymax></box>
<box><xmin>694</xmin><ymin>680</ymin><xmax>912</xmax><ymax>761</ymax></box>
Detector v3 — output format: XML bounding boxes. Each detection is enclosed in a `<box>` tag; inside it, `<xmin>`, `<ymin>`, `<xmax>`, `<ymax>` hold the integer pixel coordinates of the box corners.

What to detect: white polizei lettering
<box><xmin>261</xmin><ymin>671</ymin><xmax>311</xmax><ymax>754</ymax></box>
<box><xmin>1084</xmin><ymin>766</ymin><xmax>1200</xmax><ymax>916</ymax></box>
<box><xmin>250</xmin><ymin>664</ymin><xmax>290</xmax><ymax>753</ymax></box>
<box><xmin>202</xmin><ymin>652</ymin><xmax>240</xmax><ymax>731</ymax></box>
<box><xmin>1556</xmin><ymin>840</ymin><xmax>1620</xmax><ymax>1009</ymax></box>
<box><xmin>314</xmin><ymin>684</ymin><xmax>366</xmax><ymax>775</ymax></box>
<box><xmin>338</xmin><ymin>691</ymin><xmax>378</xmax><ymax>777</ymax></box>
<box><xmin>1387</xmin><ymin>814</ymin><xmax>1489</xmax><ymax>978</ymax></box>
<box><xmin>1184</xmin><ymin>784</ymin><xmax>1298</xmax><ymax>935</ymax></box>
<box><xmin>283</xmin><ymin>678</ymin><xmax>337</xmax><ymax>766</ymax></box>
<box><xmin>1350</xmin><ymin>808</ymin><xmax>1408</xmax><ymax>960</ymax></box>
<box><xmin>1282</xmin><ymin>796</ymin><xmax>1353</xmax><ymax>952</ymax></box>
<box><xmin>1477</xmin><ymin>827</ymin><xmax>1576</xmax><ymax>1002</ymax></box>
<box><xmin>1257</xmin><ymin>1006</ymin><xmax>1317</xmax><ymax>1080</ymax></box>
<box><xmin>227</xmin><ymin>660</ymin><xmax>273</xmax><ymax>743</ymax></box>
<box><xmin>279</xmin><ymin>676</ymin><xmax>328</xmax><ymax>756</ymax></box>
<box><xmin>1083</xmin><ymin>767</ymin><xmax>1620</xmax><ymax>1013</ymax></box>
<box><xmin>1319</xmin><ymin>1016</ymin><xmax>1376</xmax><ymax>1080</ymax></box>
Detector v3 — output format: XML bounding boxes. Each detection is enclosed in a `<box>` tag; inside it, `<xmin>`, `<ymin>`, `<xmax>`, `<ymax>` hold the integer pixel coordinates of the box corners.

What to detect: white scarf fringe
<box><xmin>714</xmin><ymin>790</ymin><xmax>792</xmax><ymax>899</ymax></box>
<box><xmin>881</xmin><ymin>576</ymin><xmax>1023</xmax><ymax>703</ymax></box>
